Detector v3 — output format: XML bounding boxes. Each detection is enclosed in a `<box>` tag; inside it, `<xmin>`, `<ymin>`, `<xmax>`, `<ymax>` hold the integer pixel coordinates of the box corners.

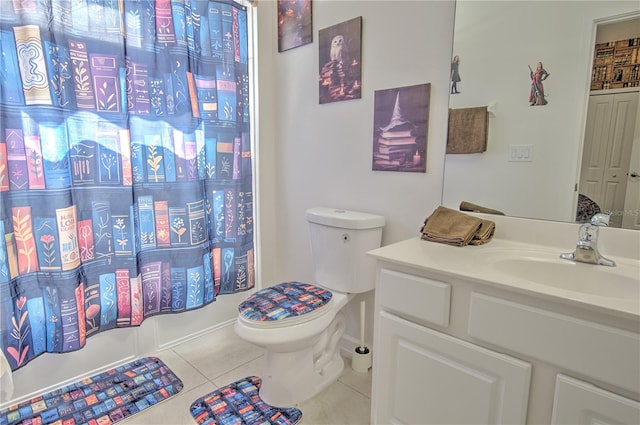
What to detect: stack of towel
<box><xmin>459</xmin><ymin>201</ymin><xmax>505</xmax><ymax>216</ymax></box>
<box><xmin>420</xmin><ymin>206</ymin><xmax>495</xmax><ymax>247</ymax></box>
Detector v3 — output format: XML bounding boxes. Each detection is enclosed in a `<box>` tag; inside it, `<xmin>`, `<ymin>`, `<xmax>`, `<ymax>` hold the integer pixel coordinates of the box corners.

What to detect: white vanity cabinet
<box><xmin>371</xmin><ymin>267</ymin><xmax>531</xmax><ymax>425</ymax></box>
<box><xmin>368</xmin><ymin>237</ymin><xmax>640</xmax><ymax>425</ymax></box>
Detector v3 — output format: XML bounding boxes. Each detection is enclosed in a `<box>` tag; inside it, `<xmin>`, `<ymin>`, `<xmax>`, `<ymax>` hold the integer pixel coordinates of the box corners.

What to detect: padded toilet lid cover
<box><xmin>238</xmin><ymin>281</ymin><xmax>333</xmax><ymax>322</ymax></box>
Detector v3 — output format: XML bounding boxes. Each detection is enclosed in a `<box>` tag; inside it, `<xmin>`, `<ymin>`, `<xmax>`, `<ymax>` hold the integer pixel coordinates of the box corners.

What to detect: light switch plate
<box><xmin>509</xmin><ymin>144</ymin><xmax>533</xmax><ymax>162</ymax></box>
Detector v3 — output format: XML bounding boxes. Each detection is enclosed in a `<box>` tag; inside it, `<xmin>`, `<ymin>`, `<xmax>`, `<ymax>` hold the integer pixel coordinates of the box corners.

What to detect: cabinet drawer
<box><xmin>552</xmin><ymin>374</ymin><xmax>640</xmax><ymax>425</ymax></box>
<box><xmin>378</xmin><ymin>268</ymin><xmax>450</xmax><ymax>327</ymax></box>
<box><xmin>469</xmin><ymin>293</ymin><xmax>640</xmax><ymax>394</ymax></box>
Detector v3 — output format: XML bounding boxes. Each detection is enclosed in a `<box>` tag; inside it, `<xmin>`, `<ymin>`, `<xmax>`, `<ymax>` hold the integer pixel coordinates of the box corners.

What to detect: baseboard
<box><xmin>156</xmin><ymin>318</ymin><xmax>236</xmax><ymax>351</ymax></box>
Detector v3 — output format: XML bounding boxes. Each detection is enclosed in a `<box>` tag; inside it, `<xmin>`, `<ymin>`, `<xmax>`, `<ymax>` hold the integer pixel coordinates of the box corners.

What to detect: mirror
<box><xmin>444</xmin><ymin>1</ymin><xmax>640</xmax><ymax>230</ymax></box>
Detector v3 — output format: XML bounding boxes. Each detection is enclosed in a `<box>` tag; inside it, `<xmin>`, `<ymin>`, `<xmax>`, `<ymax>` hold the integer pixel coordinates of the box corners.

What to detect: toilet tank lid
<box><xmin>306</xmin><ymin>207</ymin><xmax>385</xmax><ymax>229</ymax></box>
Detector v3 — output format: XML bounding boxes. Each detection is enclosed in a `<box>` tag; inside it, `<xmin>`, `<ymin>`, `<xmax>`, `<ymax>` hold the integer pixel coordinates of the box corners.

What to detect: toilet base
<box><xmin>235</xmin><ymin>296</ymin><xmax>351</xmax><ymax>408</ymax></box>
<box><xmin>259</xmin><ymin>346</ymin><xmax>344</xmax><ymax>408</ymax></box>
<box><xmin>257</xmin><ymin>312</ymin><xmax>347</xmax><ymax>407</ymax></box>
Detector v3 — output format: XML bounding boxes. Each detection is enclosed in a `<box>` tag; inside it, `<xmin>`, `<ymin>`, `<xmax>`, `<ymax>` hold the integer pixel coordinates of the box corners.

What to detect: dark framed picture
<box><xmin>278</xmin><ymin>0</ymin><xmax>313</xmax><ymax>52</ymax></box>
<box><xmin>318</xmin><ymin>16</ymin><xmax>362</xmax><ymax>104</ymax></box>
<box><xmin>372</xmin><ymin>83</ymin><xmax>431</xmax><ymax>172</ymax></box>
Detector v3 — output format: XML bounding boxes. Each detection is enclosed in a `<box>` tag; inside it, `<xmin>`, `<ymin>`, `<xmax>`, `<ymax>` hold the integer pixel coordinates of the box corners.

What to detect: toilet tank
<box><xmin>306</xmin><ymin>207</ymin><xmax>385</xmax><ymax>294</ymax></box>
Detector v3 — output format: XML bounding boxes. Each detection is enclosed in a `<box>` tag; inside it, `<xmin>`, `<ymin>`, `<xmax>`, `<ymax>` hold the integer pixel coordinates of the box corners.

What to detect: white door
<box><xmin>372</xmin><ymin>311</ymin><xmax>531</xmax><ymax>425</ymax></box>
<box><xmin>552</xmin><ymin>374</ymin><xmax>640</xmax><ymax>425</ymax></box>
<box><xmin>580</xmin><ymin>91</ymin><xmax>639</xmax><ymax>227</ymax></box>
<box><xmin>580</xmin><ymin>95</ymin><xmax>613</xmax><ymax>203</ymax></box>
<box><xmin>621</xmin><ymin>98</ymin><xmax>640</xmax><ymax>230</ymax></box>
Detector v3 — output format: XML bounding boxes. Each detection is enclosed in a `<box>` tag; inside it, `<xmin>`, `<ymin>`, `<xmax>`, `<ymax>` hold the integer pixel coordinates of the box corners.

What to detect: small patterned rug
<box><xmin>189</xmin><ymin>376</ymin><xmax>302</xmax><ymax>425</ymax></box>
<box><xmin>0</xmin><ymin>356</ymin><xmax>182</xmax><ymax>425</ymax></box>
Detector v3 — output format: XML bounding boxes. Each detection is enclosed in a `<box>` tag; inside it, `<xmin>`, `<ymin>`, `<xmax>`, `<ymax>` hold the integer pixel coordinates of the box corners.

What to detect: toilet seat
<box><xmin>238</xmin><ymin>281</ymin><xmax>333</xmax><ymax>328</ymax></box>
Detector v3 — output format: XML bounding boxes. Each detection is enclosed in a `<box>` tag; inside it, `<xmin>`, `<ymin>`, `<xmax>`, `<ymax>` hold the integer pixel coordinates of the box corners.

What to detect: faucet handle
<box><xmin>590</xmin><ymin>213</ymin><xmax>610</xmax><ymax>227</ymax></box>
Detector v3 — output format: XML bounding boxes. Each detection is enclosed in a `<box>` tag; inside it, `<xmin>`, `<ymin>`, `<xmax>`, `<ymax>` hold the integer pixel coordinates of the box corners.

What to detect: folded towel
<box><xmin>420</xmin><ymin>206</ymin><xmax>483</xmax><ymax>247</ymax></box>
<box><xmin>420</xmin><ymin>206</ymin><xmax>496</xmax><ymax>247</ymax></box>
<box><xmin>459</xmin><ymin>201</ymin><xmax>505</xmax><ymax>216</ymax></box>
<box><xmin>447</xmin><ymin>106</ymin><xmax>488</xmax><ymax>154</ymax></box>
<box><xmin>469</xmin><ymin>219</ymin><xmax>496</xmax><ymax>245</ymax></box>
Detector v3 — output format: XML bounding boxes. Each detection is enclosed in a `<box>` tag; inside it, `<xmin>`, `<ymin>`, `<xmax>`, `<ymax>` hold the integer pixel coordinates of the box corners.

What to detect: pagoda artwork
<box><xmin>372</xmin><ymin>84</ymin><xmax>430</xmax><ymax>172</ymax></box>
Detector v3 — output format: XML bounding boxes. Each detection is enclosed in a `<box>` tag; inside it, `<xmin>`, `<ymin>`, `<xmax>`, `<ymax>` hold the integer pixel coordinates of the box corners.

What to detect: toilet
<box><xmin>234</xmin><ymin>207</ymin><xmax>385</xmax><ymax>407</ymax></box>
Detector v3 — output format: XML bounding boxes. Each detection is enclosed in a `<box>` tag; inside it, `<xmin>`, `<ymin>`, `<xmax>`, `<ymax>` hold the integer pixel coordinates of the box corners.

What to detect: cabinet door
<box><xmin>372</xmin><ymin>311</ymin><xmax>531</xmax><ymax>425</ymax></box>
<box><xmin>551</xmin><ymin>374</ymin><xmax>640</xmax><ymax>425</ymax></box>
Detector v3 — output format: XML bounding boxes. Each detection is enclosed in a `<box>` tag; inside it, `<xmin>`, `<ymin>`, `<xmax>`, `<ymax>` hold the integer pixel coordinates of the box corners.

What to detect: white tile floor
<box><xmin>120</xmin><ymin>324</ymin><xmax>372</xmax><ymax>424</ymax></box>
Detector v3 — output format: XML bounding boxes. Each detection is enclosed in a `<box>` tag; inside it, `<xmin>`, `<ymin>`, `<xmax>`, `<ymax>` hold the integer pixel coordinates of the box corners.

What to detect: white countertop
<box><xmin>368</xmin><ymin>236</ymin><xmax>640</xmax><ymax>320</ymax></box>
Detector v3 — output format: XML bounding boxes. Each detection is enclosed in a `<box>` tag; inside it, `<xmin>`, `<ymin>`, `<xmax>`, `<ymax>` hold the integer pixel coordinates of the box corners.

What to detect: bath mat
<box><xmin>0</xmin><ymin>356</ymin><xmax>183</xmax><ymax>425</ymax></box>
<box><xmin>189</xmin><ymin>376</ymin><xmax>302</xmax><ymax>425</ymax></box>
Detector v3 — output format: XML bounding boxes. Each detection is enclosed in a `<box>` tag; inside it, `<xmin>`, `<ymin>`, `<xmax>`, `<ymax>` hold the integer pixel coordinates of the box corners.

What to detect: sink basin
<box><xmin>490</xmin><ymin>256</ymin><xmax>639</xmax><ymax>300</ymax></box>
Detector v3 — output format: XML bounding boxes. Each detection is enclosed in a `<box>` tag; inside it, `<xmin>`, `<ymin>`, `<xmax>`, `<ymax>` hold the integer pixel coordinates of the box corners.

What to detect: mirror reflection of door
<box><xmin>578</xmin><ymin>17</ymin><xmax>640</xmax><ymax>230</ymax></box>
<box><xmin>622</xmin><ymin>103</ymin><xmax>640</xmax><ymax>229</ymax></box>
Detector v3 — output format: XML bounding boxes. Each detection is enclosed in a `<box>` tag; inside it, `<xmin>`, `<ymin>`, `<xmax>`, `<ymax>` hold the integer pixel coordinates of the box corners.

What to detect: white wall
<box><xmin>444</xmin><ymin>1</ymin><xmax>640</xmax><ymax>222</ymax></box>
<box><xmin>256</xmin><ymin>0</ymin><xmax>456</xmax><ymax>348</ymax></box>
<box><xmin>596</xmin><ymin>17</ymin><xmax>640</xmax><ymax>43</ymax></box>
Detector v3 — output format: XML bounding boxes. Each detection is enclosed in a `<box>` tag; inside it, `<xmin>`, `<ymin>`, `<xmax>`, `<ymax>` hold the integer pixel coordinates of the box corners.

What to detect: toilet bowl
<box><xmin>233</xmin><ymin>208</ymin><xmax>385</xmax><ymax>407</ymax></box>
<box><xmin>235</xmin><ymin>281</ymin><xmax>352</xmax><ymax>406</ymax></box>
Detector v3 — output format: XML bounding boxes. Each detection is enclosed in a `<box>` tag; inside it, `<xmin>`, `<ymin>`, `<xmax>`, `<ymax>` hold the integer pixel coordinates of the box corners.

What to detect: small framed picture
<box><xmin>318</xmin><ymin>16</ymin><xmax>362</xmax><ymax>104</ymax></box>
<box><xmin>278</xmin><ymin>0</ymin><xmax>313</xmax><ymax>52</ymax></box>
<box><xmin>372</xmin><ymin>83</ymin><xmax>431</xmax><ymax>172</ymax></box>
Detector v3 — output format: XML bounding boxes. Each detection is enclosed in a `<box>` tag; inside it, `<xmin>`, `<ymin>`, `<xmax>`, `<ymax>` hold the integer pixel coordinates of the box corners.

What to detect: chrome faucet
<box><xmin>560</xmin><ymin>213</ymin><xmax>616</xmax><ymax>266</ymax></box>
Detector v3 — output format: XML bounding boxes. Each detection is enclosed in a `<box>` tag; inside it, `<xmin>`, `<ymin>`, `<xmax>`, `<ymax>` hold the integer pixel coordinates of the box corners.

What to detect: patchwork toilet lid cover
<box><xmin>238</xmin><ymin>281</ymin><xmax>333</xmax><ymax>322</ymax></box>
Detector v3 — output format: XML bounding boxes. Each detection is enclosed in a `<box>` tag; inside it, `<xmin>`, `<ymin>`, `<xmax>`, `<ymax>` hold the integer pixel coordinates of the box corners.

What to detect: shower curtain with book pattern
<box><xmin>0</xmin><ymin>0</ymin><xmax>254</xmax><ymax>371</ymax></box>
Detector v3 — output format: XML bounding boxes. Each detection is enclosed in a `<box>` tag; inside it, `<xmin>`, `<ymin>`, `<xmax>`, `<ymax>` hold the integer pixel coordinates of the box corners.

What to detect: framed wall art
<box><xmin>278</xmin><ymin>0</ymin><xmax>313</xmax><ymax>52</ymax></box>
<box><xmin>372</xmin><ymin>83</ymin><xmax>431</xmax><ymax>172</ymax></box>
<box><xmin>318</xmin><ymin>16</ymin><xmax>362</xmax><ymax>104</ymax></box>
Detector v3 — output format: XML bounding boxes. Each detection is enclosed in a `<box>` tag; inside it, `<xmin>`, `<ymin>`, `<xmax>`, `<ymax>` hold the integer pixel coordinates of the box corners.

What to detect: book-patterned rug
<box><xmin>189</xmin><ymin>376</ymin><xmax>302</xmax><ymax>425</ymax></box>
<box><xmin>0</xmin><ymin>356</ymin><xmax>183</xmax><ymax>425</ymax></box>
